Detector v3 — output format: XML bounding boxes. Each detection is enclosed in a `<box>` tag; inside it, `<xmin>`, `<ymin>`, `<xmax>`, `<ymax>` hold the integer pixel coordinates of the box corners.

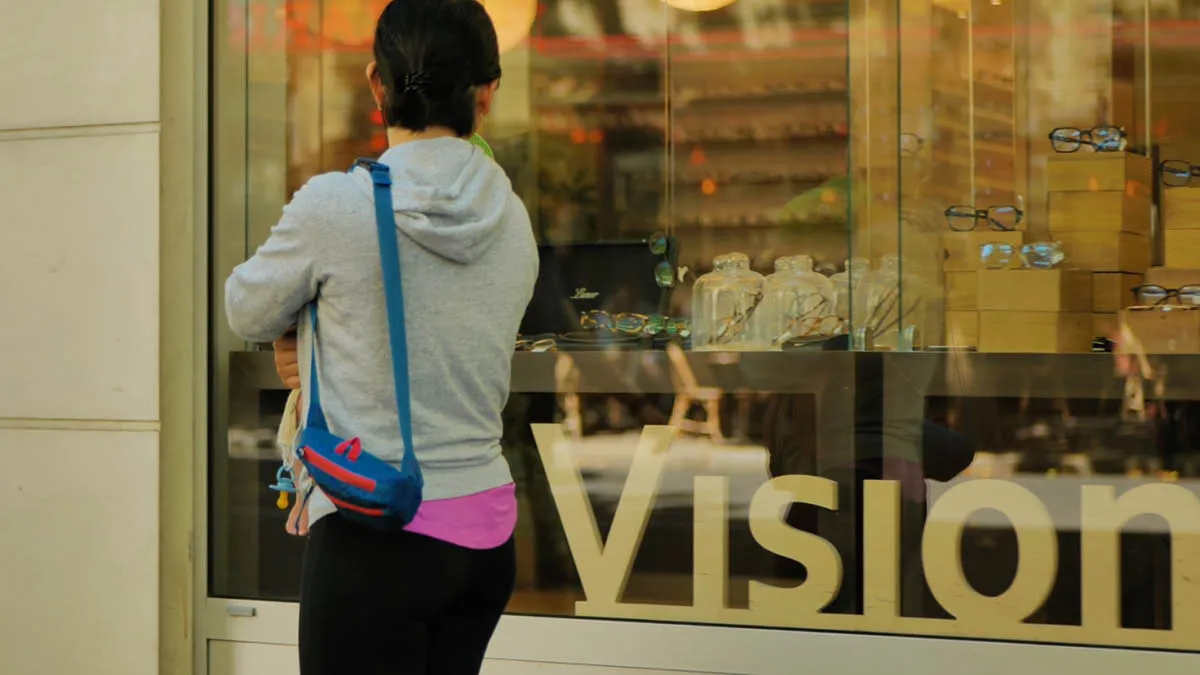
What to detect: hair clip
<box><xmin>401</xmin><ymin>71</ymin><xmax>431</xmax><ymax>94</ymax></box>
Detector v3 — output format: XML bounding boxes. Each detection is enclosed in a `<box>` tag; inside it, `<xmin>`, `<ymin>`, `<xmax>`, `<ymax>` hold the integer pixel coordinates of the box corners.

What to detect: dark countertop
<box><xmin>228</xmin><ymin>349</ymin><xmax>1200</xmax><ymax>400</ymax></box>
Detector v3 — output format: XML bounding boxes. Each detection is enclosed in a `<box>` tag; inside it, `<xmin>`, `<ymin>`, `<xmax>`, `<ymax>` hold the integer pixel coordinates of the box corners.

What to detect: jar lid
<box><xmin>714</xmin><ymin>252</ymin><xmax>751</xmax><ymax>268</ymax></box>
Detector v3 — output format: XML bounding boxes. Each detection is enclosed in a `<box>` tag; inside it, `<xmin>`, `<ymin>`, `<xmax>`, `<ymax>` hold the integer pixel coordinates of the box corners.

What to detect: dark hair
<box><xmin>373</xmin><ymin>0</ymin><xmax>502</xmax><ymax>137</ymax></box>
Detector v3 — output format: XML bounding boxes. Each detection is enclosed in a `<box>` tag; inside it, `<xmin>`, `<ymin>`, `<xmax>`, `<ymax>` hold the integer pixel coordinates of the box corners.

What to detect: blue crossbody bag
<box><xmin>294</xmin><ymin>158</ymin><xmax>424</xmax><ymax>530</ymax></box>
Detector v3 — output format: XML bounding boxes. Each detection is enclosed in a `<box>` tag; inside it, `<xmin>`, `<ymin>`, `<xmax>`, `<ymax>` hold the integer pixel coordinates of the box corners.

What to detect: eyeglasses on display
<box><xmin>665</xmin><ymin>317</ymin><xmax>692</xmax><ymax>339</ymax></box>
<box><xmin>1130</xmin><ymin>284</ymin><xmax>1200</xmax><ymax>307</ymax></box>
<box><xmin>579</xmin><ymin>311</ymin><xmax>692</xmax><ymax>340</ymax></box>
<box><xmin>1020</xmin><ymin>241</ymin><xmax>1067</xmax><ymax>269</ymax></box>
<box><xmin>1049</xmin><ymin>126</ymin><xmax>1127</xmax><ymax>153</ymax></box>
<box><xmin>945</xmin><ymin>204</ymin><xmax>1023</xmax><ymax>232</ymax></box>
<box><xmin>980</xmin><ymin>241</ymin><xmax>1066</xmax><ymax>270</ymax></box>
<box><xmin>581</xmin><ymin>310</ymin><xmax>661</xmax><ymax>335</ymax></box>
<box><xmin>1160</xmin><ymin>160</ymin><xmax>1200</xmax><ymax>188</ymax></box>
<box><xmin>515</xmin><ymin>335</ymin><xmax>557</xmax><ymax>352</ymax></box>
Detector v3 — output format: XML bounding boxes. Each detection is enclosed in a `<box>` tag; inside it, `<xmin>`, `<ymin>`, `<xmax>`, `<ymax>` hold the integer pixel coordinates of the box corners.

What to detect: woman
<box><xmin>224</xmin><ymin>1</ymin><xmax>537</xmax><ymax>672</ymax></box>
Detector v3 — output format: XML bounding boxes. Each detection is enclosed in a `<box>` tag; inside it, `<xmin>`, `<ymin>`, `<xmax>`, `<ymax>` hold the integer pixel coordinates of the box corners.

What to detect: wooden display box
<box><xmin>1047</xmin><ymin>191</ymin><xmax>1150</xmax><ymax>235</ymax></box>
<box><xmin>1093</xmin><ymin>272</ymin><xmax>1142</xmax><ymax>313</ymax></box>
<box><xmin>1056</xmin><ymin>232</ymin><xmax>1150</xmax><ymax>273</ymax></box>
<box><xmin>1163</xmin><ymin>187</ymin><xmax>1200</xmax><ymax>229</ymax></box>
<box><xmin>976</xmin><ymin>270</ymin><xmax>1092</xmax><ymax>312</ymax></box>
<box><xmin>1046</xmin><ymin>152</ymin><xmax>1153</xmax><ymax>194</ymax></box>
<box><xmin>979</xmin><ymin>311</ymin><xmax>1092</xmax><ymax>353</ymax></box>
<box><xmin>944</xmin><ymin>311</ymin><xmax>979</xmax><ymax>348</ymax></box>
<box><xmin>1164</xmin><ymin>230</ymin><xmax>1200</xmax><ymax>268</ymax></box>
<box><xmin>943</xmin><ymin>231</ymin><xmax>1024</xmax><ymax>272</ymax></box>
<box><xmin>1144</xmin><ymin>266</ymin><xmax>1200</xmax><ymax>289</ymax></box>
<box><xmin>1118</xmin><ymin>309</ymin><xmax>1200</xmax><ymax>354</ymax></box>
<box><xmin>945</xmin><ymin>272</ymin><xmax>978</xmax><ymax>310</ymax></box>
<box><xmin>1093</xmin><ymin>313</ymin><xmax>1118</xmax><ymax>339</ymax></box>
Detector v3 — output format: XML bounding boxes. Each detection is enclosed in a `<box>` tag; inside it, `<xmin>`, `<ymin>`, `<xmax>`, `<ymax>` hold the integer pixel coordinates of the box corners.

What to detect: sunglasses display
<box><xmin>1160</xmin><ymin>160</ymin><xmax>1200</xmax><ymax>188</ymax></box>
<box><xmin>945</xmin><ymin>204</ymin><xmax>1023</xmax><ymax>232</ymax></box>
<box><xmin>648</xmin><ymin>231</ymin><xmax>676</xmax><ymax>288</ymax></box>
<box><xmin>1048</xmin><ymin>126</ymin><xmax>1127</xmax><ymax>153</ymax></box>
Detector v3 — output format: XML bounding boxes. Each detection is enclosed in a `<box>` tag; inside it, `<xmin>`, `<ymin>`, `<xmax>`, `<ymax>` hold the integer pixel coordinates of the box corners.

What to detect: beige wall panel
<box><xmin>0</xmin><ymin>0</ymin><xmax>158</xmax><ymax>130</ymax></box>
<box><xmin>0</xmin><ymin>429</ymin><xmax>158</xmax><ymax>675</ymax></box>
<box><xmin>0</xmin><ymin>132</ymin><xmax>159</xmax><ymax>421</ymax></box>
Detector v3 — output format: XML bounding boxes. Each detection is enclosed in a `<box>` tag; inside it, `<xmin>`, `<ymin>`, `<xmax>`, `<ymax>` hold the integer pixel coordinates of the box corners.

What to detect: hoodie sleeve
<box><xmin>224</xmin><ymin>181</ymin><xmax>323</xmax><ymax>343</ymax></box>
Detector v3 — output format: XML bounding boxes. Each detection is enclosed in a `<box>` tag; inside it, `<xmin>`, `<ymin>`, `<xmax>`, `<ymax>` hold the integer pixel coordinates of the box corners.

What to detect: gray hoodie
<box><xmin>225</xmin><ymin>137</ymin><xmax>538</xmax><ymax>524</ymax></box>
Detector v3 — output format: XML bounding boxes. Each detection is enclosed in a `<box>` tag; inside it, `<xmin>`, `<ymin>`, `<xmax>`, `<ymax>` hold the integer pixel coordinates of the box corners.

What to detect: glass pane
<box><xmin>210</xmin><ymin>0</ymin><xmax>865</xmax><ymax>609</ymax></box>
<box><xmin>209</xmin><ymin>0</ymin><xmax>1200</xmax><ymax>655</ymax></box>
<box><xmin>891</xmin><ymin>0</ymin><xmax>1200</xmax><ymax>652</ymax></box>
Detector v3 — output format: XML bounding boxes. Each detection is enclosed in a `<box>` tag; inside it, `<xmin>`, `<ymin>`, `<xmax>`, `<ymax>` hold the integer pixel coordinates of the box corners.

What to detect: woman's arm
<box><xmin>224</xmin><ymin>184</ymin><xmax>323</xmax><ymax>342</ymax></box>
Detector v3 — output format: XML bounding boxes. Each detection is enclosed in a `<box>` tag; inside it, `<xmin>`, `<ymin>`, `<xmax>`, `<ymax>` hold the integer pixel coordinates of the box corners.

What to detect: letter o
<box><xmin>922</xmin><ymin>480</ymin><xmax>1057</xmax><ymax>624</ymax></box>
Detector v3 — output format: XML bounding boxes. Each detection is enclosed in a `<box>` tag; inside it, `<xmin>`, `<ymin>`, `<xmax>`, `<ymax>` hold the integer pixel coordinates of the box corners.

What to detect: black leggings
<box><xmin>298</xmin><ymin>514</ymin><xmax>516</xmax><ymax>675</ymax></box>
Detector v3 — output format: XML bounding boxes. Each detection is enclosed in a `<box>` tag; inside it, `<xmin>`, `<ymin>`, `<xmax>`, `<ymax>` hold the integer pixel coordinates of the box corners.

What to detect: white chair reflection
<box><xmin>665</xmin><ymin>342</ymin><xmax>725</xmax><ymax>442</ymax></box>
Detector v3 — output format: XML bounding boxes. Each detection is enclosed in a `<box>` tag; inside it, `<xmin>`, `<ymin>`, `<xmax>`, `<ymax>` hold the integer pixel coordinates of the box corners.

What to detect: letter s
<box><xmin>748</xmin><ymin>475</ymin><xmax>842</xmax><ymax>616</ymax></box>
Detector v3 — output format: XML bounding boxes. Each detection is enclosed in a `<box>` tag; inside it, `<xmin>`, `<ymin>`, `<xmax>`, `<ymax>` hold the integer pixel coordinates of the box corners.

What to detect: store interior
<box><xmin>210</xmin><ymin>0</ymin><xmax>1200</xmax><ymax>644</ymax></box>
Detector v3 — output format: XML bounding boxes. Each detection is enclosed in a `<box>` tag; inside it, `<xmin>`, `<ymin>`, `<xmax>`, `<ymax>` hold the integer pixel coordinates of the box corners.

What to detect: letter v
<box><xmin>531</xmin><ymin>424</ymin><xmax>676</xmax><ymax>606</ymax></box>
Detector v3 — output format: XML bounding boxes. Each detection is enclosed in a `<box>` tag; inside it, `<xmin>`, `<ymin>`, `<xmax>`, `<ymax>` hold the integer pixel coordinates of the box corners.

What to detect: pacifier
<box><xmin>268</xmin><ymin>464</ymin><xmax>297</xmax><ymax>510</ymax></box>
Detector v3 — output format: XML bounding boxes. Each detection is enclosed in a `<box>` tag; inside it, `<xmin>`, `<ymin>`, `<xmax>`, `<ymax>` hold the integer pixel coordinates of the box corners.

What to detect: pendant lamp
<box><xmin>661</xmin><ymin>0</ymin><xmax>736</xmax><ymax>11</ymax></box>
<box><xmin>479</xmin><ymin>0</ymin><xmax>539</xmax><ymax>53</ymax></box>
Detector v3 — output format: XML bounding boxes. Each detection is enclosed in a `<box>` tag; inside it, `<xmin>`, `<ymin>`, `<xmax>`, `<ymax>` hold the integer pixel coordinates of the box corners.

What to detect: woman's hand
<box><xmin>274</xmin><ymin>328</ymin><xmax>301</xmax><ymax>389</ymax></box>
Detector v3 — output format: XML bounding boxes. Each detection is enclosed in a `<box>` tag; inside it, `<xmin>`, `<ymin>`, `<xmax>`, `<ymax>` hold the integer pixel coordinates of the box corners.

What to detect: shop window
<box><xmin>209</xmin><ymin>0</ymin><xmax>1200</xmax><ymax>653</ymax></box>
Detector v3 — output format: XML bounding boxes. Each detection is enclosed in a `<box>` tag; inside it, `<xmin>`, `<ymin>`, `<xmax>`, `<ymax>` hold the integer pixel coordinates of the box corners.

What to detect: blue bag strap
<box><xmin>357</xmin><ymin>159</ymin><xmax>419</xmax><ymax>474</ymax></box>
<box><xmin>303</xmin><ymin>158</ymin><xmax>419</xmax><ymax>477</ymax></box>
<box><xmin>304</xmin><ymin>308</ymin><xmax>326</xmax><ymax>431</ymax></box>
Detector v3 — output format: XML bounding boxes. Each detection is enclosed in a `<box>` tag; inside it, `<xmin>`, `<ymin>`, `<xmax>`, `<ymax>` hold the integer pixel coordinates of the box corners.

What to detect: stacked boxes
<box><xmin>1092</xmin><ymin>272</ymin><xmax>1142</xmax><ymax>338</ymax></box>
<box><xmin>1118</xmin><ymin>267</ymin><xmax>1200</xmax><ymax>354</ymax></box>
<box><xmin>1164</xmin><ymin>187</ymin><xmax>1200</xmax><ymax>266</ymax></box>
<box><xmin>977</xmin><ymin>270</ymin><xmax>1093</xmax><ymax>352</ymax></box>
<box><xmin>1047</xmin><ymin>152</ymin><xmax>1153</xmax><ymax>341</ymax></box>
<box><xmin>942</xmin><ymin>231</ymin><xmax>1023</xmax><ymax>349</ymax></box>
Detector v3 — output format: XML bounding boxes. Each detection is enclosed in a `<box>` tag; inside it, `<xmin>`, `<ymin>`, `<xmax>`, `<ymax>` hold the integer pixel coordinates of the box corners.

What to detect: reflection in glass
<box><xmin>208</xmin><ymin>0</ymin><xmax>1200</xmax><ymax>649</ymax></box>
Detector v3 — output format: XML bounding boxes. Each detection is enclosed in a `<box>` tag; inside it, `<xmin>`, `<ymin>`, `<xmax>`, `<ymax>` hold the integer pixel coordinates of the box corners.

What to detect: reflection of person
<box><xmin>223</xmin><ymin>1</ymin><xmax>538</xmax><ymax>672</ymax></box>
<box><xmin>760</xmin><ymin>357</ymin><xmax>976</xmax><ymax>616</ymax></box>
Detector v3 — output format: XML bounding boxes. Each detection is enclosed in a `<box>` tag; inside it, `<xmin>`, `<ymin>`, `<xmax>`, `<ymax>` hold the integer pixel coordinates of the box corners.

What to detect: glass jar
<box><xmin>691</xmin><ymin>252</ymin><xmax>769</xmax><ymax>351</ymax></box>
<box><xmin>830</xmin><ymin>257</ymin><xmax>869</xmax><ymax>324</ymax></box>
<box><xmin>763</xmin><ymin>255</ymin><xmax>838</xmax><ymax>346</ymax></box>
<box><xmin>860</xmin><ymin>254</ymin><xmax>902</xmax><ymax>343</ymax></box>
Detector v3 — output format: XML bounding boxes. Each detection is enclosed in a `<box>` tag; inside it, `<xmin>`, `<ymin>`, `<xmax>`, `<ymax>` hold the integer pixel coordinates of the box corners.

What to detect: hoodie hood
<box><xmin>351</xmin><ymin>136</ymin><xmax>514</xmax><ymax>264</ymax></box>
